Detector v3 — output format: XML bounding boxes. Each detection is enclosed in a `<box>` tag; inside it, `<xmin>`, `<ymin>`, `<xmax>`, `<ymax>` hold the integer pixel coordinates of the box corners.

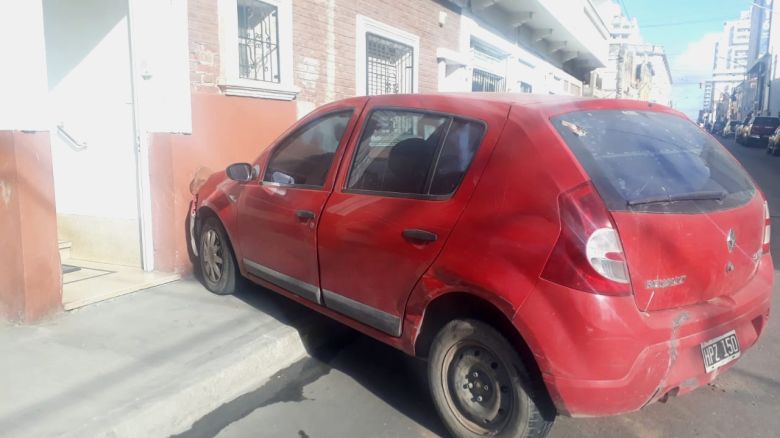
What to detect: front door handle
<box><xmin>296</xmin><ymin>209</ymin><xmax>316</xmax><ymax>221</ymax></box>
<box><xmin>402</xmin><ymin>228</ymin><xmax>438</xmax><ymax>242</ymax></box>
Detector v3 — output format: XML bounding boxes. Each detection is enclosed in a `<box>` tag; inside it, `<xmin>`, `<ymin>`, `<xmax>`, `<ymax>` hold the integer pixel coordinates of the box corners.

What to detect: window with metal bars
<box><xmin>472</xmin><ymin>69</ymin><xmax>506</xmax><ymax>92</ymax></box>
<box><xmin>237</xmin><ymin>0</ymin><xmax>280</xmax><ymax>83</ymax></box>
<box><xmin>365</xmin><ymin>33</ymin><xmax>414</xmax><ymax>95</ymax></box>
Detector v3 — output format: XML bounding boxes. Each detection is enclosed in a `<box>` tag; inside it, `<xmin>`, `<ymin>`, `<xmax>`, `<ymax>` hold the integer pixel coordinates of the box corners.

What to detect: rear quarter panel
<box><xmin>404</xmin><ymin>104</ymin><xmax>589</xmax><ymax>354</ymax></box>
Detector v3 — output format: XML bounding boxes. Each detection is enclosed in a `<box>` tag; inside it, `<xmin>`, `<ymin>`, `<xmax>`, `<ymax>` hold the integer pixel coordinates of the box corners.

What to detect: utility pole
<box><xmin>616</xmin><ymin>44</ymin><xmax>625</xmax><ymax>98</ymax></box>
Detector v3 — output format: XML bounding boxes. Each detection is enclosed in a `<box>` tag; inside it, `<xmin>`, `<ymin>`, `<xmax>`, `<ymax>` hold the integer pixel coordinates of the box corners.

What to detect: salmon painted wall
<box><xmin>0</xmin><ymin>131</ymin><xmax>62</xmax><ymax>322</ymax></box>
<box><xmin>150</xmin><ymin>92</ymin><xmax>297</xmax><ymax>273</ymax></box>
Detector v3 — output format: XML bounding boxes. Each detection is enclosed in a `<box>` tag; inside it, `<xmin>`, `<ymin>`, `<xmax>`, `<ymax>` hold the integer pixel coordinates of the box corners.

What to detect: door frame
<box><xmin>127</xmin><ymin>0</ymin><xmax>154</xmax><ymax>272</ymax></box>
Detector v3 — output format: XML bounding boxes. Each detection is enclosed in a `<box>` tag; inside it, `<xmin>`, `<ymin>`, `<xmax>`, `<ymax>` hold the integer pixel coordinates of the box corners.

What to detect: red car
<box><xmin>190</xmin><ymin>94</ymin><xmax>773</xmax><ymax>438</ymax></box>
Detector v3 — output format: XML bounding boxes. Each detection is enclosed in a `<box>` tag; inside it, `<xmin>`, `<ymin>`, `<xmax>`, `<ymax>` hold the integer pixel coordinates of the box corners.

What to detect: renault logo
<box><xmin>727</xmin><ymin>229</ymin><xmax>736</xmax><ymax>253</ymax></box>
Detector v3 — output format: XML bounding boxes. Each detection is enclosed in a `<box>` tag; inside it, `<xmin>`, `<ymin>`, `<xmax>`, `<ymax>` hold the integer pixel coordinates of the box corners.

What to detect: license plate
<box><xmin>700</xmin><ymin>330</ymin><xmax>741</xmax><ymax>373</ymax></box>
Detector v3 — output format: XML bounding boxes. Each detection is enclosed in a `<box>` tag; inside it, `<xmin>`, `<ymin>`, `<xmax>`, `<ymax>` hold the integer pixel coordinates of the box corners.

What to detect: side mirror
<box><xmin>226</xmin><ymin>162</ymin><xmax>253</xmax><ymax>183</ymax></box>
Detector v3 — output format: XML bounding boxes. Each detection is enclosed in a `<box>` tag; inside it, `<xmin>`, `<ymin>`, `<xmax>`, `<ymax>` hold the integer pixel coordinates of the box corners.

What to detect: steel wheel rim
<box><xmin>442</xmin><ymin>341</ymin><xmax>515</xmax><ymax>435</ymax></box>
<box><xmin>201</xmin><ymin>229</ymin><xmax>224</xmax><ymax>283</ymax></box>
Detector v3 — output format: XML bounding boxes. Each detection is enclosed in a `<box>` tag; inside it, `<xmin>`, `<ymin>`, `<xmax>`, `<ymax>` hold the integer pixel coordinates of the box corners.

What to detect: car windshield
<box><xmin>553</xmin><ymin>110</ymin><xmax>756</xmax><ymax>213</ymax></box>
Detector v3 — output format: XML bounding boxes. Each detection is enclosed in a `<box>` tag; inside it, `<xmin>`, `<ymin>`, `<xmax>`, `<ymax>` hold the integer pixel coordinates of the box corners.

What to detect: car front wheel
<box><xmin>428</xmin><ymin>319</ymin><xmax>553</xmax><ymax>438</ymax></box>
<box><xmin>198</xmin><ymin>216</ymin><xmax>239</xmax><ymax>295</ymax></box>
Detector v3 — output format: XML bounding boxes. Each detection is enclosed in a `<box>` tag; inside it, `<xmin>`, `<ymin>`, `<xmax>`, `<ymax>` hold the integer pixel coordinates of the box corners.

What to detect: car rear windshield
<box><xmin>753</xmin><ymin>117</ymin><xmax>780</xmax><ymax>127</ymax></box>
<box><xmin>552</xmin><ymin>110</ymin><xmax>756</xmax><ymax>213</ymax></box>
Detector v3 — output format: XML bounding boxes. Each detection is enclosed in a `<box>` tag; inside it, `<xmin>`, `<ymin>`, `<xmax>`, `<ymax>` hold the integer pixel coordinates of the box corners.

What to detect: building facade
<box><xmin>0</xmin><ymin>0</ymin><xmax>611</xmax><ymax>322</ymax></box>
<box><xmin>702</xmin><ymin>9</ymin><xmax>751</xmax><ymax>123</ymax></box>
<box><xmin>728</xmin><ymin>0</ymin><xmax>780</xmax><ymax>121</ymax></box>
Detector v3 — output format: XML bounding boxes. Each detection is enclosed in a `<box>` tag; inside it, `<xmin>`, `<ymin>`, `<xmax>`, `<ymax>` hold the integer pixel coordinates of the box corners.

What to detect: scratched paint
<box><xmin>0</xmin><ymin>179</ymin><xmax>11</xmax><ymax>207</ymax></box>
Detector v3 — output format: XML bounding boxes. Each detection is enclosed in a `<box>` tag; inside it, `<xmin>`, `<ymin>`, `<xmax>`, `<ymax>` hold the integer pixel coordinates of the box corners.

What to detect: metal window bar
<box><xmin>366</xmin><ymin>33</ymin><xmax>414</xmax><ymax>95</ymax></box>
<box><xmin>472</xmin><ymin>69</ymin><xmax>506</xmax><ymax>92</ymax></box>
<box><xmin>238</xmin><ymin>1</ymin><xmax>280</xmax><ymax>83</ymax></box>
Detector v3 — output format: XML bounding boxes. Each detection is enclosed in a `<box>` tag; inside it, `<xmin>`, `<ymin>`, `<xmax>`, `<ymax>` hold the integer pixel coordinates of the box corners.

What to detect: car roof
<box><xmin>335</xmin><ymin>93</ymin><xmax>685</xmax><ymax>119</ymax></box>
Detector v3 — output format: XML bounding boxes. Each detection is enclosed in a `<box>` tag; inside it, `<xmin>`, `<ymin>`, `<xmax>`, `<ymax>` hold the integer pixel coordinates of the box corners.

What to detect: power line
<box><xmin>619</xmin><ymin>0</ymin><xmax>631</xmax><ymax>20</ymax></box>
<box><xmin>642</xmin><ymin>17</ymin><xmax>733</xmax><ymax>28</ymax></box>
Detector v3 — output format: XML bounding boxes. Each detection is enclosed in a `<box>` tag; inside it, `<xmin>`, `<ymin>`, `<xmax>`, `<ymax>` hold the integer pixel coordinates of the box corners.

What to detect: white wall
<box><xmin>538</xmin><ymin>0</ymin><xmax>610</xmax><ymax>66</ymax></box>
<box><xmin>129</xmin><ymin>0</ymin><xmax>192</xmax><ymax>134</ymax></box>
<box><xmin>458</xmin><ymin>15</ymin><xmax>584</xmax><ymax>95</ymax></box>
<box><xmin>43</xmin><ymin>0</ymin><xmax>139</xmax><ymax>221</ymax></box>
<box><xmin>0</xmin><ymin>0</ymin><xmax>50</xmax><ymax>131</ymax></box>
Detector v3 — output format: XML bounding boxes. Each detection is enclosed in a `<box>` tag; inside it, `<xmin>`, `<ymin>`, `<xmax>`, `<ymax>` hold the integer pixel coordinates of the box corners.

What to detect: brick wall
<box><xmin>187</xmin><ymin>0</ymin><xmax>462</xmax><ymax>104</ymax></box>
<box><xmin>188</xmin><ymin>0</ymin><xmax>221</xmax><ymax>93</ymax></box>
<box><xmin>293</xmin><ymin>0</ymin><xmax>462</xmax><ymax>108</ymax></box>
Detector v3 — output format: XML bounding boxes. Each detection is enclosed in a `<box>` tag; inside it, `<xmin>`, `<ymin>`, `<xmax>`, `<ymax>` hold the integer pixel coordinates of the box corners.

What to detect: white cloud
<box><xmin>672</xmin><ymin>32</ymin><xmax>720</xmax><ymax>78</ymax></box>
<box><xmin>670</xmin><ymin>32</ymin><xmax>720</xmax><ymax>120</ymax></box>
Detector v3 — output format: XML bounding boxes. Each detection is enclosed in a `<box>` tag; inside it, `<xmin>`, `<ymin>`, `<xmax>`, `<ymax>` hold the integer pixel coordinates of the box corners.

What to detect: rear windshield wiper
<box><xmin>627</xmin><ymin>190</ymin><xmax>726</xmax><ymax>207</ymax></box>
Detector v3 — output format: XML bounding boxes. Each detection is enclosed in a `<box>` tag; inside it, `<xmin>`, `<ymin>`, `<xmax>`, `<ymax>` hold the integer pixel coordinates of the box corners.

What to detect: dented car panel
<box><xmin>189</xmin><ymin>94</ymin><xmax>774</xmax><ymax>420</ymax></box>
<box><xmin>517</xmin><ymin>257</ymin><xmax>772</xmax><ymax>416</ymax></box>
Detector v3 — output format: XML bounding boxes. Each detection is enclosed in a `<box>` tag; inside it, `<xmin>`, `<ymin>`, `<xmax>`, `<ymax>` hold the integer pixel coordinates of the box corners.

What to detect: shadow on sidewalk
<box><xmin>182</xmin><ymin>274</ymin><xmax>448</xmax><ymax>437</ymax></box>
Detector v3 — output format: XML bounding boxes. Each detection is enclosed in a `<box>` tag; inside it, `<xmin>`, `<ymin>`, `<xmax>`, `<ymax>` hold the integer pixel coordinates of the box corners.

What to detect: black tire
<box><xmin>428</xmin><ymin>319</ymin><xmax>553</xmax><ymax>438</ymax></box>
<box><xmin>198</xmin><ymin>216</ymin><xmax>239</xmax><ymax>295</ymax></box>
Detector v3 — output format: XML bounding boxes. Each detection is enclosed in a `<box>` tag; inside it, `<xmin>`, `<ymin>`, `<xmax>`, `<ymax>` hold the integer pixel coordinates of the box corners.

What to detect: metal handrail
<box><xmin>57</xmin><ymin>123</ymin><xmax>88</xmax><ymax>151</ymax></box>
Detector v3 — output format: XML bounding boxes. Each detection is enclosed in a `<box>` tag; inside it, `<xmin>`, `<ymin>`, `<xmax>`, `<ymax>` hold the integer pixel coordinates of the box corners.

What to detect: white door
<box><xmin>43</xmin><ymin>0</ymin><xmax>142</xmax><ymax>268</ymax></box>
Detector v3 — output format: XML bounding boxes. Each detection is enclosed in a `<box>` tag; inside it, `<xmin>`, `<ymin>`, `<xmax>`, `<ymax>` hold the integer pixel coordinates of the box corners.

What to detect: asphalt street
<box><xmin>179</xmin><ymin>136</ymin><xmax>780</xmax><ymax>438</ymax></box>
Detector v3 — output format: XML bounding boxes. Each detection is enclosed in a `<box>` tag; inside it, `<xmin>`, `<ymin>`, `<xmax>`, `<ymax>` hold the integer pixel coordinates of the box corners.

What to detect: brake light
<box><xmin>763</xmin><ymin>201</ymin><xmax>771</xmax><ymax>255</ymax></box>
<box><xmin>541</xmin><ymin>182</ymin><xmax>632</xmax><ymax>296</ymax></box>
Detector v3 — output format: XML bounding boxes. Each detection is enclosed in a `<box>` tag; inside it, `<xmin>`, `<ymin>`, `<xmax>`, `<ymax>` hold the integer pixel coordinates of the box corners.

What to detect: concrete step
<box><xmin>58</xmin><ymin>240</ymin><xmax>72</xmax><ymax>261</ymax></box>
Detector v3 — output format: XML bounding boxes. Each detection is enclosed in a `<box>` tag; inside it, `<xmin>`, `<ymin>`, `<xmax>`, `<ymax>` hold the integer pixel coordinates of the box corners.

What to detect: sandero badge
<box><xmin>645</xmin><ymin>275</ymin><xmax>687</xmax><ymax>290</ymax></box>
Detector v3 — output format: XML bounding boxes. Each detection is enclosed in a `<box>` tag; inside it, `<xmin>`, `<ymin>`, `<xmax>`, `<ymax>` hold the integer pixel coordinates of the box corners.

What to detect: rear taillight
<box><xmin>541</xmin><ymin>182</ymin><xmax>632</xmax><ymax>296</ymax></box>
<box><xmin>763</xmin><ymin>201</ymin><xmax>771</xmax><ymax>255</ymax></box>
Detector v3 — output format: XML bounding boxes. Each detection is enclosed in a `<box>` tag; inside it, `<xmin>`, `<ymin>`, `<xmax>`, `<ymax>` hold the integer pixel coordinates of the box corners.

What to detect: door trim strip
<box><xmin>322</xmin><ymin>289</ymin><xmax>402</xmax><ymax>337</ymax></box>
<box><xmin>243</xmin><ymin>258</ymin><xmax>321</xmax><ymax>304</ymax></box>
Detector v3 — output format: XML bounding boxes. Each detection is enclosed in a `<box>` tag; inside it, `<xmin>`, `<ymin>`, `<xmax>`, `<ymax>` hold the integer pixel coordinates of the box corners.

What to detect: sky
<box><xmin>622</xmin><ymin>0</ymin><xmax>755</xmax><ymax>119</ymax></box>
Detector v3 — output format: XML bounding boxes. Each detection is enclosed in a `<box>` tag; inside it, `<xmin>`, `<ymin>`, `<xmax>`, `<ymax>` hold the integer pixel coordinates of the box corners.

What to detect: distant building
<box><xmin>585</xmin><ymin>1</ymin><xmax>672</xmax><ymax>105</ymax></box>
<box><xmin>704</xmin><ymin>9</ymin><xmax>751</xmax><ymax>123</ymax></box>
<box><xmin>741</xmin><ymin>0</ymin><xmax>780</xmax><ymax>118</ymax></box>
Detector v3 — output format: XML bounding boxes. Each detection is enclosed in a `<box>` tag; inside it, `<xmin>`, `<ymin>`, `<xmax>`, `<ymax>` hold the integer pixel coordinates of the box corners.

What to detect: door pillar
<box><xmin>0</xmin><ymin>132</ymin><xmax>62</xmax><ymax>322</ymax></box>
<box><xmin>0</xmin><ymin>0</ymin><xmax>62</xmax><ymax>322</ymax></box>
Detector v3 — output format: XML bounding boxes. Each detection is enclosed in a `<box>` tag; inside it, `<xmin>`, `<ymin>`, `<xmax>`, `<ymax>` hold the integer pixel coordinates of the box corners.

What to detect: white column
<box><xmin>0</xmin><ymin>0</ymin><xmax>49</xmax><ymax>131</ymax></box>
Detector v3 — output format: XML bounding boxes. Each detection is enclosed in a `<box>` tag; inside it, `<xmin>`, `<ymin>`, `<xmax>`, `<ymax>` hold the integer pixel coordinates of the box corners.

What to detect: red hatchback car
<box><xmin>190</xmin><ymin>94</ymin><xmax>773</xmax><ymax>438</ymax></box>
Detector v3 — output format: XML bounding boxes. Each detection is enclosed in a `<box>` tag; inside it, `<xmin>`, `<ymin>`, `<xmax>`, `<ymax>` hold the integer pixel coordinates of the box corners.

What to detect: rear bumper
<box><xmin>514</xmin><ymin>256</ymin><xmax>773</xmax><ymax>417</ymax></box>
<box><xmin>748</xmin><ymin>134</ymin><xmax>771</xmax><ymax>144</ymax></box>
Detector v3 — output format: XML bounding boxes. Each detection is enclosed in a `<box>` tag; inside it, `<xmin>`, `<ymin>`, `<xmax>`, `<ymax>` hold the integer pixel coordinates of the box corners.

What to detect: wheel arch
<box><xmin>415</xmin><ymin>291</ymin><xmax>556</xmax><ymax>416</ymax></box>
<box><xmin>195</xmin><ymin>205</ymin><xmax>243</xmax><ymax>270</ymax></box>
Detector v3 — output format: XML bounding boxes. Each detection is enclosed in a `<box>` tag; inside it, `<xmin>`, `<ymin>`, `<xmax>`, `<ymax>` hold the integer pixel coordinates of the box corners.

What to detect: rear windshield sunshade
<box><xmin>552</xmin><ymin>110</ymin><xmax>756</xmax><ymax>213</ymax></box>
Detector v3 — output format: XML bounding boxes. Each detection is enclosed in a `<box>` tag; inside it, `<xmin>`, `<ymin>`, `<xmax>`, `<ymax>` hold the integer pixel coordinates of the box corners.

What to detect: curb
<box><xmin>68</xmin><ymin>318</ymin><xmax>331</xmax><ymax>438</ymax></box>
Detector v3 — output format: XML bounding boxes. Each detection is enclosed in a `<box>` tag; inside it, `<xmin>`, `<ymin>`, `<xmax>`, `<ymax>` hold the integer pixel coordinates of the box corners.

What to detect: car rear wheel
<box><xmin>428</xmin><ymin>319</ymin><xmax>553</xmax><ymax>438</ymax></box>
<box><xmin>198</xmin><ymin>217</ymin><xmax>238</xmax><ymax>295</ymax></box>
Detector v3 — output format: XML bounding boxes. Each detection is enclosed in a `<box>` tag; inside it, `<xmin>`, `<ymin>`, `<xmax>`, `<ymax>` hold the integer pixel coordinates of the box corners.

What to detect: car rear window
<box><xmin>753</xmin><ymin>117</ymin><xmax>780</xmax><ymax>127</ymax></box>
<box><xmin>552</xmin><ymin>110</ymin><xmax>756</xmax><ymax>213</ymax></box>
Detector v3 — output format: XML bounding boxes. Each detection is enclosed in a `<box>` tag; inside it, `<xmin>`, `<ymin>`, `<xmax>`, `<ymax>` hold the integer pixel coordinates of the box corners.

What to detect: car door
<box><xmin>317</xmin><ymin>98</ymin><xmax>508</xmax><ymax>336</ymax></box>
<box><xmin>237</xmin><ymin>105</ymin><xmax>360</xmax><ymax>304</ymax></box>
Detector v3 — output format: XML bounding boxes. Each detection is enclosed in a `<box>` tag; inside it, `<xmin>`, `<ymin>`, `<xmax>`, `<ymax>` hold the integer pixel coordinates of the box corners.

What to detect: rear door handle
<box><xmin>296</xmin><ymin>209</ymin><xmax>316</xmax><ymax>221</ymax></box>
<box><xmin>402</xmin><ymin>229</ymin><xmax>438</xmax><ymax>242</ymax></box>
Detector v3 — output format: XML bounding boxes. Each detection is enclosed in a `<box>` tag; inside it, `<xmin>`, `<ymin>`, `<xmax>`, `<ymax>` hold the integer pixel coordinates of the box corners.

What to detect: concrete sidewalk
<box><xmin>0</xmin><ymin>279</ymin><xmax>342</xmax><ymax>438</ymax></box>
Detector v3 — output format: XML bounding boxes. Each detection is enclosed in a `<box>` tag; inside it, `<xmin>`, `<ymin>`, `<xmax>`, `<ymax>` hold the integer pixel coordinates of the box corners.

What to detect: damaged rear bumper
<box><xmin>515</xmin><ymin>257</ymin><xmax>773</xmax><ymax>417</ymax></box>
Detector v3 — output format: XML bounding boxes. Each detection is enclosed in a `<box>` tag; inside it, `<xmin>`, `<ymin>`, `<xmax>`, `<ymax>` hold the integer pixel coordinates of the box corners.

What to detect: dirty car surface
<box><xmin>189</xmin><ymin>94</ymin><xmax>773</xmax><ymax>437</ymax></box>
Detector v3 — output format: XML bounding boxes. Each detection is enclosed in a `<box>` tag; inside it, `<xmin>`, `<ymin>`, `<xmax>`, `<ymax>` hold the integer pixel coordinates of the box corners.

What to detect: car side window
<box><xmin>429</xmin><ymin>119</ymin><xmax>486</xmax><ymax>195</ymax></box>
<box><xmin>264</xmin><ymin>111</ymin><xmax>353</xmax><ymax>188</ymax></box>
<box><xmin>346</xmin><ymin>109</ymin><xmax>485</xmax><ymax>197</ymax></box>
